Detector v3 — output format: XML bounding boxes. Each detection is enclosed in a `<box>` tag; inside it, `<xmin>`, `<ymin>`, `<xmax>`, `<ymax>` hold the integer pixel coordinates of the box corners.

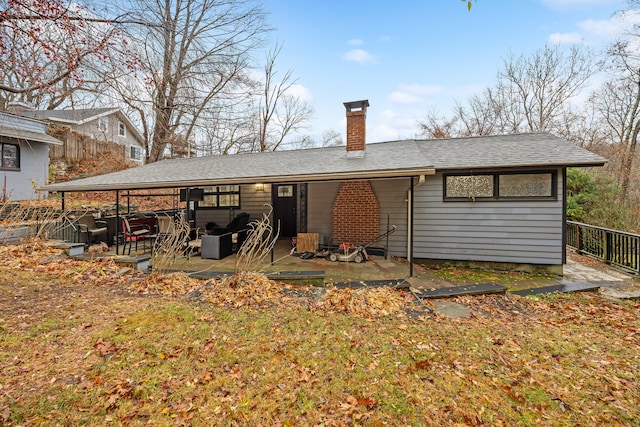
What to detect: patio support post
<box><xmin>61</xmin><ymin>192</ymin><xmax>65</xmax><ymax>211</ymax></box>
<box><xmin>409</xmin><ymin>176</ymin><xmax>414</xmax><ymax>277</ymax></box>
<box><xmin>115</xmin><ymin>191</ymin><xmax>119</xmax><ymax>255</ymax></box>
<box><xmin>562</xmin><ymin>167</ymin><xmax>567</xmax><ymax>265</ymax></box>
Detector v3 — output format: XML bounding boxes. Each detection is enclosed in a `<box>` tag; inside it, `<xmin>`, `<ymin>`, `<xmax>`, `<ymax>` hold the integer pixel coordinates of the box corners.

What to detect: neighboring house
<box><xmin>23</xmin><ymin>108</ymin><xmax>145</xmax><ymax>164</ymax></box>
<box><xmin>40</xmin><ymin>100</ymin><xmax>607</xmax><ymax>274</ymax></box>
<box><xmin>0</xmin><ymin>111</ymin><xmax>63</xmax><ymax>201</ymax></box>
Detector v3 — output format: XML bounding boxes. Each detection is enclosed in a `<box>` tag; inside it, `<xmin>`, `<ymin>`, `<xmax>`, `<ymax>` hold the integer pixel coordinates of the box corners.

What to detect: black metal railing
<box><xmin>566</xmin><ymin>221</ymin><xmax>640</xmax><ymax>274</ymax></box>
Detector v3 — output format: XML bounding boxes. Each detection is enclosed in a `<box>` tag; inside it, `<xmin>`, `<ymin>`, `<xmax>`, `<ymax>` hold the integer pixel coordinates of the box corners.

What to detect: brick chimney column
<box><xmin>343</xmin><ymin>100</ymin><xmax>369</xmax><ymax>152</ymax></box>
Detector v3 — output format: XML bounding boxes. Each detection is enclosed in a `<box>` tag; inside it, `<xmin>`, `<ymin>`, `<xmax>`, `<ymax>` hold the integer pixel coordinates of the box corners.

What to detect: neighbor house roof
<box><xmin>23</xmin><ymin>107</ymin><xmax>145</xmax><ymax>145</ymax></box>
<box><xmin>39</xmin><ymin>132</ymin><xmax>606</xmax><ymax>193</ymax></box>
<box><xmin>0</xmin><ymin>112</ymin><xmax>63</xmax><ymax>145</ymax></box>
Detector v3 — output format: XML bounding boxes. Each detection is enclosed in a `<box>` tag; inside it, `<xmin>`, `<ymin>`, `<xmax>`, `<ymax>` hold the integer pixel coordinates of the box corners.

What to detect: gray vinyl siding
<box><xmin>195</xmin><ymin>184</ymin><xmax>271</xmax><ymax>229</ymax></box>
<box><xmin>413</xmin><ymin>170</ymin><xmax>564</xmax><ymax>265</ymax></box>
<box><xmin>370</xmin><ymin>179</ymin><xmax>409</xmax><ymax>257</ymax></box>
<box><xmin>307</xmin><ymin>179</ymin><xmax>409</xmax><ymax>254</ymax></box>
<box><xmin>307</xmin><ymin>181</ymin><xmax>340</xmax><ymax>246</ymax></box>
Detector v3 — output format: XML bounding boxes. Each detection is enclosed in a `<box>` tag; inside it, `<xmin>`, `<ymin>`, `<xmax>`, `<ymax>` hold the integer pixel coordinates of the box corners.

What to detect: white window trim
<box><xmin>98</xmin><ymin>117</ymin><xmax>108</xmax><ymax>132</ymax></box>
<box><xmin>118</xmin><ymin>121</ymin><xmax>126</xmax><ymax>137</ymax></box>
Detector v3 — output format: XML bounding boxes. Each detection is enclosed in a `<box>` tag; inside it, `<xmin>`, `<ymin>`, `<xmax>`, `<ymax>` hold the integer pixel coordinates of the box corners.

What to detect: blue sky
<box><xmin>264</xmin><ymin>0</ymin><xmax>636</xmax><ymax>144</ymax></box>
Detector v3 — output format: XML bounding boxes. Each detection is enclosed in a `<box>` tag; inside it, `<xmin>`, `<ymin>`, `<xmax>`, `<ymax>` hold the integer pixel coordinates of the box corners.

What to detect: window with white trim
<box><xmin>118</xmin><ymin>121</ymin><xmax>126</xmax><ymax>137</ymax></box>
<box><xmin>98</xmin><ymin>117</ymin><xmax>108</xmax><ymax>131</ymax></box>
<box><xmin>130</xmin><ymin>146</ymin><xmax>142</xmax><ymax>161</ymax></box>
<box><xmin>1</xmin><ymin>142</ymin><xmax>19</xmax><ymax>170</ymax></box>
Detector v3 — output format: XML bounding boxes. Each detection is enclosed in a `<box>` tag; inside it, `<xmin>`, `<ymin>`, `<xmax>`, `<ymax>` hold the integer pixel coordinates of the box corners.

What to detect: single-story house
<box><xmin>39</xmin><ymin>100</ymin><xmax>607</xmax><ymax>274</ymax></box>
<box><xmin>1</xmin><ymin>111</ymin><xmax>63</xmax><ymax>201</ymax></box>
<box><xmin>22</xmin><ymin>107</ymin><xmax>146</xmax><ymax>164</ymax></box>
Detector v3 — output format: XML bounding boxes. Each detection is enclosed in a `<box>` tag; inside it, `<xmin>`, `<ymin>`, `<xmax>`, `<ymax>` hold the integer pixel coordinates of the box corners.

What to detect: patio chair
<box><xmin>121</xmin><ymin>217</ymin><xmax>152</xmax><ymax>255</ymax></box>
<box><xmin>76</xmin><ymin>213</ymin><xmax>108</xmax><ymax>246</ymax></box>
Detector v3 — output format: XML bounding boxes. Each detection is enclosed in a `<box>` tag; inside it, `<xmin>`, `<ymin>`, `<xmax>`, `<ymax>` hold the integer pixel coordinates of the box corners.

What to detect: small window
<box><xmin>444</xmin><ymin>171</ymin><xmax>556</xmax><ymax>201</ymax></box>
<box><xmin>499</xmin><ymin>173</ymin><xmax>553</xmax><ymax>197</ymax></box>
<box><xmin>1</xmin><ymin>142</ymin><xmax>20</xmax><ymax>170</ymax></box>
<box><xmin>130</xmin><ymin>146</ymin><xmax>142</xmax><ymax>160</ymax></box>
<box><xmin>200</xmin><ymin>185</ymin><xmax>241</xmax><ymax>209</ymax></box>
<box><xmin>277</xmin><ymin>185</ymin><xmax>294</xmax><ymax>197</ymax></box>
<box><xmin>445</xmin><ymin>175</ymin><xmax>493</xmax><ymax>199</ymax></box>
<box><xmin>118</xmin><ymin>122</ymin><xmax>126</xmax><ymax>137</ymax></box>
<box><xmin>98</xmin><ymin>117</ymin><xmax>108</xmax><ymax>132</ymax></box>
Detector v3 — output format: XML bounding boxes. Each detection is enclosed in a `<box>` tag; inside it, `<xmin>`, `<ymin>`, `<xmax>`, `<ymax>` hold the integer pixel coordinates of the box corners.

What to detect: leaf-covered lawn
<box><xmin>0</xmin><ymin>241</ymin><xmax>638</xmax><ymax>426</ymax></box>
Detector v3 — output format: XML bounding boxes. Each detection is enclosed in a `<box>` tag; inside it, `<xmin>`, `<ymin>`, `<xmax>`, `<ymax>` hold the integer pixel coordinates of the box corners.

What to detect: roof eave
<box><xmin>38</xmin><ymin>167</ymin><xmax>436</xmax><ymax>193</ymax></box>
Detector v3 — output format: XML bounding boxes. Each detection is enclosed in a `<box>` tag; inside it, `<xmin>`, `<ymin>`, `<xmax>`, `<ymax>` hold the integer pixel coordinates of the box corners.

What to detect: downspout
<box><xmin>407</xmin><ymin>175</ymin><xmax>426</xmax><ymax>277</ymax></box>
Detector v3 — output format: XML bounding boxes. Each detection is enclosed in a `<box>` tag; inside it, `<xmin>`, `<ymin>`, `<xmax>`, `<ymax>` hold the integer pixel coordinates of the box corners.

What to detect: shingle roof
<box><xmin>39</xmin><ymin>132</ymin><xmax>606</xmax><ymax>193</ymax></box>
<box><xmin>23</xmin><ymin>108</ymin><xmax>116</xmax><ymax>124</ymax></box>
<box><xmin>415</xmin><ymin>132</ymin><xmax>605</xmax><ymax>170</ymax></box>
<box><xmin>0</xmin><ymin>112</ymin><xmax>63</xmax><ymax>145</ymax></box>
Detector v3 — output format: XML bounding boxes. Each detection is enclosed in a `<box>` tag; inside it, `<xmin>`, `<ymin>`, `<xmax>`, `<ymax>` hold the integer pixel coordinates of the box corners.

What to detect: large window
<box><xmin>1</xmin><ymin>142</ymin><xmax>19</xmax><ymax>170</ymax></box>
<box><xmin>444</xmin><ymin>171</ymin><xmax>556</xmax><ymax>201</ymax></box>
<box><xmin>200</xmin><ymin>185</ymin><xmax>240</xmax><ymax>209</ymax></box>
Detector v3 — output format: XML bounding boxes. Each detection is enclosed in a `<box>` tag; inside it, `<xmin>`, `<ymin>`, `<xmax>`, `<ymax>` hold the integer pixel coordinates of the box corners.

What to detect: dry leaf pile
<box><xmin>129</xmin><ymin>272</ymin><xmax>203</xmax><ymax>296</ymax></box>
<box><xmin>314</xmin><ymin>286</ymin><xmax>406</xmax><ymax>318</ymax></box>
<box><xmin>0</xmin><ymin>240</ymin><xmax>138</xmax><ymax>287</ymax></box>
<box><xmin>199</xmin><ymin>272</ymin><xmax>285</xmax><ymax>309</ymax></box>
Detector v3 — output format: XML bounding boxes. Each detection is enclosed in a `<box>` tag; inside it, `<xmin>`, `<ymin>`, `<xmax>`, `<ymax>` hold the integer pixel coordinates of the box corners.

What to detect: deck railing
<box><xmin>566</xmin><ymin>221</ymin><xmax>640</xmax><ymax>274</ymax></box>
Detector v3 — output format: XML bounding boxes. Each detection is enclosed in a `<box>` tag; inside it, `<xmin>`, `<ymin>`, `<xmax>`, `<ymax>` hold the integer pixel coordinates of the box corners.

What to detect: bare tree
<box><xmin>499</xmin><ymin>45</ymin><xmax>596</xmax><ymax>133</ymax></box>
<box><xmin>258</xmin><ymin>43</ymin><xmax>313</xmax><ymax>152</ymax></box>
<box><xmin>593</xmin><ymin>41</ymin><xmax>640</xmax><ymax>199</ymax></box>
<box><xmin>111</xmin><ymin>0</ymin><xmax>269</xmax><ymax>163</ymax></box>
<box><xmin>425</xmin><ymin>44</ymin><xmax>598</xmax><ymax>139</ymax></box>
<box><xmin>0</xmin><ymin>0</ymin><xmax>125</xmax><ymax>109</ymax></box>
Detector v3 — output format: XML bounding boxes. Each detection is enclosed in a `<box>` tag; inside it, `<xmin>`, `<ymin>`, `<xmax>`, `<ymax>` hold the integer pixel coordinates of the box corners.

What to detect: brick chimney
<box><xmin>332</xmin><ymin>99</ymin><xmax>379</xmax><ymax>245</ymax></box>
<box><xmin>343</xmin><ymin>100</ymin><xmax>369</xmax><ymax>152</ymax></box>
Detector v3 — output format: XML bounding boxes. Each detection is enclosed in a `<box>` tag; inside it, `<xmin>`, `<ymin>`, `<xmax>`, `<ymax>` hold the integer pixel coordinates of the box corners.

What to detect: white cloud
<box><xmin>389</xmin><ymin>91</ymin><xmax>422</xmax><ymax>104</ymax></box>
<box><xmin>288</xmin><ymin>83</ymin><xmax>314</xmax><ymax>103</ymax></box>
<box><xmin>548</xmin><ymin>10</ymin><xmax>640</xmax><ymax>46</ymax></box>
<box><xmin>388</xmin><ymin>83</ymin><xmax>444</xmax><ymax>104</ymax></box>
<box><xmin>342</xmin><ymin>48</ymin><xmax>375</xmax><ymax>63</ymax></box>
<box><xmin>347</xmin><ymin>38</ymin><xmax>364</xmax><ymax>46</ymax></box>
<box><xmin>541</xmin><ymin>0</ymin><xmax>619</xmax><ymax>10</ymax></box>
<box><xmin>548</xmin><ymin>31</ymin><xmax>585</xmax><ymax>44</ymax></box>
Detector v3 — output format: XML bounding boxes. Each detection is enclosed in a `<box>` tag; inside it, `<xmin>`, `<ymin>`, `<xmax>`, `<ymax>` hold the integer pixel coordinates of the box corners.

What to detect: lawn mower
<box><xmin>327</xmin><ymin>225</ymin><xmax>396</xmax><ymax>263</ymax></box>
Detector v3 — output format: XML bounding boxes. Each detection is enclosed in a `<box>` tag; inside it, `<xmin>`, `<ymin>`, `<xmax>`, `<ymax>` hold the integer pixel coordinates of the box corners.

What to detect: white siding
<box><xmin>413</xmin><ymin>171</ymin><xmax>564</xmax><ymax>265</ymax></box>
<box><xmin>3</xmin><ymin>140</ymin><xmax>50</xmax><ymax>201</ymax></box>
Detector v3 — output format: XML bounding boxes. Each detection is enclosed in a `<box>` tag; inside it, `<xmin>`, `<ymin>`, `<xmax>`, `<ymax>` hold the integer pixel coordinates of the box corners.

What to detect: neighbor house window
<box><xmin>98</xmin><ymin>117</ymin><xmax>108</xmax><ymax>131</ymax></box>
<box><xmin>130</xmin><ymin>146</ymin><xmax>142</xmax><ymax>161</ymax></box>
<box><xmin>118</xmin><ymin>121</ymin><xmax>126</xmax><ymax>137</ymax></box>
<box><xmin>1</xmin><ymin>142</ymin><xmax>19</xmax><ymax>170</ymax></box>
<box><xmin>200</xmin><ymin>185</ymin><xmax>240</xmax><ymax>209</ymax></box>
<box><xmin>444</xmin><ymin>171</ymin><xmax>556</xmax><ymax>201</ymax></box>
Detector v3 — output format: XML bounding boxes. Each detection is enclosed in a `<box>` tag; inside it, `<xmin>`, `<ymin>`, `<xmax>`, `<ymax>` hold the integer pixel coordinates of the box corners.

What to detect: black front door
<box><xmin>272</xmin><ymin>184</ymin><xmax>297</xmax><ymax>237</ymax></box>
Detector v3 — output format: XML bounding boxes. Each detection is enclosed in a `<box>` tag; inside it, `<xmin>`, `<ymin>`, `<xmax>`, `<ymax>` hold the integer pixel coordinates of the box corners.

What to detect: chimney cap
<box><xmin>343</xmin><ymin>100</ymin><xmax>369</xmax><ymax>112</ymax></box>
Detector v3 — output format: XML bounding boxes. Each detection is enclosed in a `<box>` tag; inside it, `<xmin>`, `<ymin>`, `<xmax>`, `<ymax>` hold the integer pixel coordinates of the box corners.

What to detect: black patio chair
<box><xmin>76</xmin><ymin>213</ymin><xmax>108</xmax><ymax>246</ymax></box>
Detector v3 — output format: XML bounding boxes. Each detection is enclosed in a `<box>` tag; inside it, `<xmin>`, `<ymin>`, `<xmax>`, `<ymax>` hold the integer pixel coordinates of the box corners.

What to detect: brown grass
<box><xmin>0</xmin><ymin>241</ymin><xmax>638</xmax><ymax>426</ymax></box>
